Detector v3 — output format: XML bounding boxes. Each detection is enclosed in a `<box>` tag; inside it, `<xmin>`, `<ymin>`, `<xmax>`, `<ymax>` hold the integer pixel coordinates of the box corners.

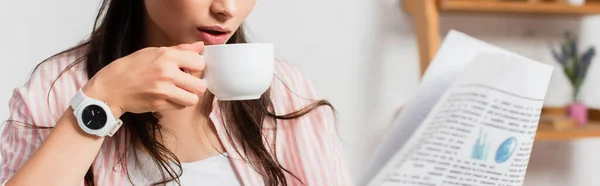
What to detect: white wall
<box><xmin>2</xmin><ymin>0</ymin><xmax>600</xmax><ymax>185</ymax></box>
<box><xmin>0</xmin><ymin>0</ymin><xmax>98</xmax><ymax>118</ymax></box>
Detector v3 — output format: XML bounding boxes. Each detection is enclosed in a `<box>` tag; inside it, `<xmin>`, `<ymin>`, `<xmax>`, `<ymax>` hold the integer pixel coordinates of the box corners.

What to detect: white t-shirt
<box><xmin>125</xmin><ymin>149</ymin><xmax>242</xmax><ymax>186</ymax></box>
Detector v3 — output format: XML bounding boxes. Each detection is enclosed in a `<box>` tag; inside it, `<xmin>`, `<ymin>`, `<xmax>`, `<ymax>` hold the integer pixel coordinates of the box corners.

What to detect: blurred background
<box><xmin>3</xmin><ymin>0</ymin><xmax>600</xmax><ymax>185</ymax></box>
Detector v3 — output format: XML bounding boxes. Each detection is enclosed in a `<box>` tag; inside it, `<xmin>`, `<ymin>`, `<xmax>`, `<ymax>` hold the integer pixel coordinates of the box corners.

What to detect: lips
<box><xmin>197</xmin><ymin>26</ymin><xmax>232</xmax><ymax>45</ymax></box>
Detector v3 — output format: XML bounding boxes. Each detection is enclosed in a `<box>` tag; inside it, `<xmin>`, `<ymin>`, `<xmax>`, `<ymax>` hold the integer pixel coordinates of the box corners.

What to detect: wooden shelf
<box><xmin>536</xmin><ymin>121</ymin><xmax>600</xmax><ymax>140</ymax></box>
<box><xmin>403</xmin><ymin>0</ymin><xmax>600</xmax><ymax>78</ymax></box>
<box><xmin>440</xmin><ymin>0</ymin><xmax>600</xmax><ymax>15</ymax></box>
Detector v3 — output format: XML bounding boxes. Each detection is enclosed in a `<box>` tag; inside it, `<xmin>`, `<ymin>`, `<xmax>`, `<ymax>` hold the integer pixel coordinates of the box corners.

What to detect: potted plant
<box><xmin>551</xmin><ymin>32</ymin><xmax>596</xmax><ymax>126</ymax></box>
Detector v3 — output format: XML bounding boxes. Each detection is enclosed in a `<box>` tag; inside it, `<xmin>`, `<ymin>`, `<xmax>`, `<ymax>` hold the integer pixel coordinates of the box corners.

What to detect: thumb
<box><xmin>173</xmin><ymin>41</ymin><xmax>205</xmax><ymax>53</ymax></box>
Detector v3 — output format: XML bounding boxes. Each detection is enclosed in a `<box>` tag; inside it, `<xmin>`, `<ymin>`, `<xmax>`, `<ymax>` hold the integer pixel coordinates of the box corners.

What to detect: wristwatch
<box><xmin>70</xmin><ymin>88</ymin><xmax>123</xmax><ymax>137</ymax></box>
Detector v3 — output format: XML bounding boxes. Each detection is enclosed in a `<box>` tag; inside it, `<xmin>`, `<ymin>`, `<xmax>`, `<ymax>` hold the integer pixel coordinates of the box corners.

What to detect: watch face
<box><xmin>81</xmin><ymin>104</ymin><xmax>107</xmax><ymax>130</ymax></box>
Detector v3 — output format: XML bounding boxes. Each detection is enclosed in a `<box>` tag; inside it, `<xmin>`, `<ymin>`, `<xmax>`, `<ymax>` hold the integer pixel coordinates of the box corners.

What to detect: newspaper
<box><xmin>361</xmin><ymin>30</ymin><xmax>553</xmax><ymax>186</ymax></box>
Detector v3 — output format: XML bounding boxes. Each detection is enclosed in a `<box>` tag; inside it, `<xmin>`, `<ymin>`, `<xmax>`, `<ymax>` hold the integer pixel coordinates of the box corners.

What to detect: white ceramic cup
<box><xmin>202</xmin><ymin>43</ymin><xmax>274</xmax><ymax>101</ymax></box>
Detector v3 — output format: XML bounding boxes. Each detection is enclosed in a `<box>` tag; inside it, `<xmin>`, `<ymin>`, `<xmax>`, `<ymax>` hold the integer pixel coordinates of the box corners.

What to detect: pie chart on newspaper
<box><xmin>495</xmin><ymin>137</ymin><xmax>517</xmax><ymax>164</ymax></box>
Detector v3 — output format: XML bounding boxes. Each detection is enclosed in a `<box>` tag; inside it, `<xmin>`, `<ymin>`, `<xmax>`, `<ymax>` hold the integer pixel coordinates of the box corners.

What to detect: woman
<box><xmin>0</xmin><ymin>0</ymin><xmax>352</xmax><ymax>185</ymax></box>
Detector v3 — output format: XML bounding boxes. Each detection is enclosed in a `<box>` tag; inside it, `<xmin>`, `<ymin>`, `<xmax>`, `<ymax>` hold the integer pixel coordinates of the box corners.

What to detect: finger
<box><xmin>174</xmin><ymin>44</ymin><xmax>191</xmax><ymax>50</ymax></box>
<box><xmin>171</xmin><ymin>70</ymin><xmax>206</xmax><ymax>95</ymax></box>
<box><xmin>153</xmin><ymin>100</ymin><xmax>186</xmax><ymax>111</ymax></box>
<box><xmin>163</xmin><ymin>85</ymin><xmax>200</xmax><ymax>108</ymax></box>
<box><xmin>164</xmin><ymin>100</ymin><xmax>187</xmax><ymax>110</ymax></box>
<box><xmin>173</xmin><ymin>41</ymin><xmax>204</xmax><ymax>53</ymax></box>
<box><xmin>170</xmin><ymin>50</ymin><xmax>206</xmax><ymax>73</ymax></box>
<box><xmin>188</xmin><ymin>42</ymin><xmax>205</xmax><ymax>54</ymax></box>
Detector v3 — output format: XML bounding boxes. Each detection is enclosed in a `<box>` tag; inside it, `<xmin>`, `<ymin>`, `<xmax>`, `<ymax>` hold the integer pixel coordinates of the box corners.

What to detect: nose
<box><xmin>210</xmin><ymin>0</ymin><xmax>237</xmax><ymax>20</ymax></box>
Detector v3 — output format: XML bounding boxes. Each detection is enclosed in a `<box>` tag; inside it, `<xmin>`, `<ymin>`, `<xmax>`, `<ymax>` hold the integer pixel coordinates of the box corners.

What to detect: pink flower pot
<box><xmin>568</xmin><ymin>103</ymin><xmax>588</xmax><ymax>126</ymax></box>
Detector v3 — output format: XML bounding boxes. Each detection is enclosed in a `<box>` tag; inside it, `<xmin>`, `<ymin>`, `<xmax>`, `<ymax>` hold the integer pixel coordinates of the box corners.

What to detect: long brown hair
<box><xmin>34</xmin><ymin>0</ymin><xmax>334</xmax><ymax>185</ymax></box>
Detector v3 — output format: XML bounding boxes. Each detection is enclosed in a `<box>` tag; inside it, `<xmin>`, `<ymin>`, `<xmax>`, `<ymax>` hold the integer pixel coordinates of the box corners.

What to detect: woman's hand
<box><xmin>2</xmin><ymin>43</ymin><xmax>206</xmax><ymax>186</ymax></box>
<box><xmin>82</xmin><ymin>42</ymin><xmax>207</xmax><ymax>117</ymax></box>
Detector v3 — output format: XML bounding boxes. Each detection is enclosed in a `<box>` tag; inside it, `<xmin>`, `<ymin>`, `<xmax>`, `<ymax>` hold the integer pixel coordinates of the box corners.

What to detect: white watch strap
<box><xmin>107</xmin><ymin>119</ymin><xmax>123</xmax><ymax>137</ymax></box>
<box><xmin>70</xmin><ymin>89</ymin><xmax>87</xmax><ymax>110</ymax></box>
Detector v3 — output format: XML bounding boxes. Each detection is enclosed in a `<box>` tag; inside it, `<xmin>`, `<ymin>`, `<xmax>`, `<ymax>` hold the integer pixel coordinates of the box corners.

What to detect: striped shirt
<box><xmin>0</xmin><ymin>46</ymin><xmax>353</xmax><ymax>185</ymax></box>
